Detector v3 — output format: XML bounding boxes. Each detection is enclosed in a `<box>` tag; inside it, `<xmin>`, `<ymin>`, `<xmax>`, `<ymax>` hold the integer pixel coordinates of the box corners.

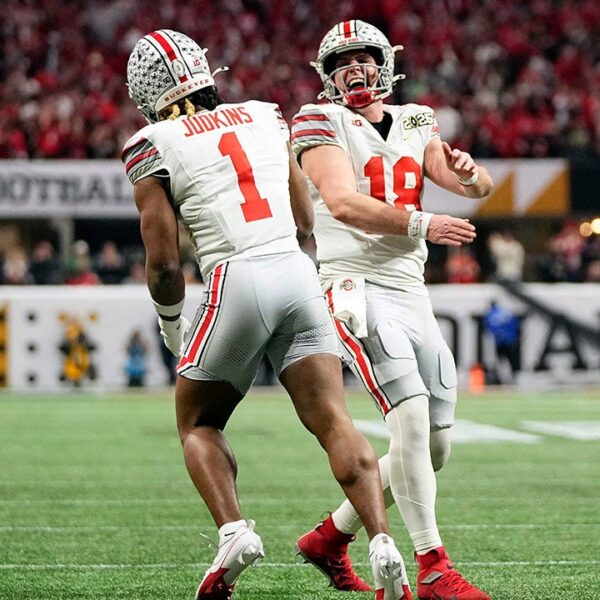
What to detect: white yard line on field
<box><xmin>1</xmin><ymin>495</ymin><xmax>596</xmax><ymax>505</ymax></box>
<box><xmin>0</xmin><ymin>477</ymin><xmax>595</xmax><ymax>486</ymax></box>
<box><xmin>1</xmin><ymin>523</ymin><xmax>599</xmax><ymax>533</ymax></box>
<box><xmin>1</xmin><ymin>559</ymin><xmax>599</xmax><ymax>571</ymax></box>
<box><xmin>521</xmin><ymin>420</ymin><xmax>600</xmax><ymax>441</ymax></box>
<box><xmin>354</xmin><ymin>419</ymin><xmax>543</xmax><ymax>444</ymax></box>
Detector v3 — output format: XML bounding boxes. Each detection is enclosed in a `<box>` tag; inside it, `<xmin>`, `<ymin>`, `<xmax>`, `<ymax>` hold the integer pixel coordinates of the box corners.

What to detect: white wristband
<box><xmin>456</xmin><ymin>169</ymin><xmax>479</xmax><ymax>186</ymax></box>
<box><xmin>152</xmin><ymin>298</ymin><xmax>184</xmax><ymax>318</ymax></box>
<box><xmin>408</xmin><ymin>211</ymin><xmax>433</xmax><ymax>240</ymax></box>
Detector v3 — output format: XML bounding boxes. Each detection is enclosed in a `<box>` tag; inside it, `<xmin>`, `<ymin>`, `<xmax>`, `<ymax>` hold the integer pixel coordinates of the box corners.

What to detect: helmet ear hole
<box><xmin>323</xmin><ymin>54</ymin><xmax>338</xmax><ymax>76</ymax></box>
<box><xmin>368</xmin><ymin>47</ymin><xmax>384</xmax><ymax>66</ymax></box>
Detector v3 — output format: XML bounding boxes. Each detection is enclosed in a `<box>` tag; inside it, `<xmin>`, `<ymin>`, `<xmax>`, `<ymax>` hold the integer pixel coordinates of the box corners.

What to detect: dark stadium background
<box><xmin>1</xmin><ymin>0</ymin><xmax>599</xmax><ymax>285</ymax></box>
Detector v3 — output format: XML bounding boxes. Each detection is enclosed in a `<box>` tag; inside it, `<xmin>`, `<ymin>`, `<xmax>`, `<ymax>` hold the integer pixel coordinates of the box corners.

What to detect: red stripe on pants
<box><xmin>177</xmin><ymin>264</ymin><xmax>224</xmax><ymax>370</ymax></box>
<box><xmin>326</xmin><ymin>289</ymin><xmax>389</xmax><ymax>413</ymax></box>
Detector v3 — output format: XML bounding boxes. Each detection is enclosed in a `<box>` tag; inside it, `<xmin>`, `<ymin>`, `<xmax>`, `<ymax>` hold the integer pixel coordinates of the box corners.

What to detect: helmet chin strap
<box><xmin>344</xmin><ymin>88</ymin><xmax>376</xmax><ymax>109</ymax></box>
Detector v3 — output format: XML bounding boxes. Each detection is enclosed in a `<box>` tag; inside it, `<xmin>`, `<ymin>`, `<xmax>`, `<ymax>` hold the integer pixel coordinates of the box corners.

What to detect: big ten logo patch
<box><xmin>57</xmin><ymin>312</ymin><xmax>99</xmax><ymax>386</ymax></box>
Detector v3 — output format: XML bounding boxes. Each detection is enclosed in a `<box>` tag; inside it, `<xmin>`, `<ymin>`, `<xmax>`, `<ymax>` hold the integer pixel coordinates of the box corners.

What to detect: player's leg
<box><xmin>267</xmin><ymin>255</ymin><xmax>410</xmax><ymax>598</ymax></box>
<box><xmin>296</xmin><ymin>285</ymin><xmax>475</xmax><ymax>599</ymax></box>
<box><xmin>280</xmin><ymin>353</ymin><xmax>411</xmax><ymax>599</ymax></box>
<box><xmin>340</xmin><ymin>295</ymin><xmax>443</xmax><ymax>556</ymax></box>
<box><xmin>175</xmin><ymin>260</ymin><xmax>268</xmax><ymax>599</ymax></box>
<box><xmin>327</xmin><ymin>287</ymin><xmax>441</xmax><ymax>554</ymax></box>
<box><xmin>331</xmin><ymin>453</ymin><xmax>395</xmax><ymax>534</ymax></box>
<box><xmin>429</xmin><ymin>427</ymin><xmax>452</xmax><ymax>472</ymax></box>
<box><xmin>175</xmin><ymin>376</ymin><xmax>243</xmax><ymax>526</ymax></box>
<box><xmin>386</xmin><ymin>396</ymin><xmax>442</xmax><ymax>552</ymax></box>
<box><xmin>321</xmin><ymin>398</ymin><xmax>443</xmax><ymax>553</ymax></box>
<box><xmin>176</xmin><ymin>376</ymin><xmax>264</xmax><ymax>600</ymax></box>
<box><xmin>412</xmin><ymin>302</ymin><xmax>490</xmax><ymax>600</ymax></box>
<box><xmin>280</xmin><ymin>353</ymin><xmax>387</xmax><ymax>538</ymax></box>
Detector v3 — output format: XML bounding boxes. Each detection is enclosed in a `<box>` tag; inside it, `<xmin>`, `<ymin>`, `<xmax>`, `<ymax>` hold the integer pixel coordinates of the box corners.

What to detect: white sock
<box><xmin>332</xmin><ymin>453</ymin><xmax>395</xmax><ymax>535</ymax></box>
<box><xmin>218</xmin><ymin>519</ymin><xmax>246</xmax><ymax>545</ymax></box>
<box><xmin>387</xmin><ymin>396</ymin><xmax>442</xmax><ymax>554</ymax></box>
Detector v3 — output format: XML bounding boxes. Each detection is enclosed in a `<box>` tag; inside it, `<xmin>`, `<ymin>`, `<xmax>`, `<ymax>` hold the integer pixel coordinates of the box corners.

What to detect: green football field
<box><xmin>1</xmin><ymin>388</ymin><xmax>599</xmax><ymax>599</ymax></box>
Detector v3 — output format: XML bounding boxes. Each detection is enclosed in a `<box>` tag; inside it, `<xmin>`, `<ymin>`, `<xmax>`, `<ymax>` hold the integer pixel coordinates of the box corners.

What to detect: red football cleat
<box><xmin>416</xmin><ymin>547</ymin><xmax>490</xmax><ymax>600</ymax></box>
<box><xmin>296</xmin><ymin>515</ymin><xmax>372</xmax><ymax>592</ymax></box>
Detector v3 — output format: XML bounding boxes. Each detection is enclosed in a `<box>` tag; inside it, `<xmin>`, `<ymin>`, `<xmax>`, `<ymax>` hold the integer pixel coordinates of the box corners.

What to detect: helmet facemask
<box><xmin>324</xmin><ymin>54</ymin><xmax>390</xmax><ymax>109</ymax></box>
<box><xmin>312</xmin><ymin>20</ymin><xmax>405</xmax><ymax>109</ymax></box>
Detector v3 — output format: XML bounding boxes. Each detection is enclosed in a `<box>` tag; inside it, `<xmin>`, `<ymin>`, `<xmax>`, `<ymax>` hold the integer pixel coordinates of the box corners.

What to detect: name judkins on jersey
<box><xmin>182</xmin><ymin>106</ymin><xmax>253</xmax><ymax>137</ymax></box>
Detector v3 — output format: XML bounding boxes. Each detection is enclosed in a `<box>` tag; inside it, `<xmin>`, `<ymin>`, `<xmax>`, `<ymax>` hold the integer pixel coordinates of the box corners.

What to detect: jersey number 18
<box><xmin>364</xmin><ymin>155</ymin><xmax>422</xmax><ymax>211</ymax></box>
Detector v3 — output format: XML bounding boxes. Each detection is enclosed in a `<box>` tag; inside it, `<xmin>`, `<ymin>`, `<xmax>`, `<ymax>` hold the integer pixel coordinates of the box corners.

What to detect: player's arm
<box><xmin>424</xmin><ymin>137</ymin><xmax>493</xmax><ymax>199</ymax></box>
<box><xmin>301</xmin><ymin>144</ymin><xmax>476</xmax><ymax>246</ymax></box>
<box><xmin>134</xmin><ymin>176</ymin><xmax>189</xmax><ymax>356</ymax></box>
<box><xmin>301</xmin><ymin>144</ymin><xmax>411</xmax><ymax>234</ymax></box>
<box><xmin>287</xmin><ymin>143</ymin><xmax>314</xmax><ymax>243</ymax></box>
<box><xmin>134</xmin><ymin>176</ymin><xmax>184</xmax><ymax>309</ymax></box>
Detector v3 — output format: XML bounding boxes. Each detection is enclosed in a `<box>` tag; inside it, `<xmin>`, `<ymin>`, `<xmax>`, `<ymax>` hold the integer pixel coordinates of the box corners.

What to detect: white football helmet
<box><xmin>127</xmin><ymin>29</ymin><xmax>226</xmax><ymax>123</ymax></box>
<box><xmin>312</xmin><ymin>20</ymin><xmax>404</xmax><ymax>108</ymax></box>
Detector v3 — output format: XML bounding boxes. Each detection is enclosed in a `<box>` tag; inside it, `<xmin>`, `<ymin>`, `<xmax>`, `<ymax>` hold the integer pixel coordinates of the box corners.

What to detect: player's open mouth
<box><xmin>347</xmin><ymin>78</ymin><xmax>366</xmax><ymax>90</ymax></box>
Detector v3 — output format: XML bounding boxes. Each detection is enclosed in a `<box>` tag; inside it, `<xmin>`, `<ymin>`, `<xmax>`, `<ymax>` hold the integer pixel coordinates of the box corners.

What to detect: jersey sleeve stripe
<box><xmin>126</xmin><ymin>157</ymin><xmax>162</xmax><ymax>183</ymax></box>
<box><xmin>120</xmin><ymin>137</ymin><xmax>148</xmax><ymax>161</ymax></box>
<box><xmin>125</xmin><ymin>147</ymin><xmax>159</xmax><ymax>174</ymax></box>
<box><xmin>293</xmin><ymin>113</ymin><xmax>330</xmax><ymax>123</ymax></box>
<box><xmin>290</xmin><ymin>128</ymin><xmax>337</xmax><ymax>141</ymax></box>
<box><xmin>291</xmin><ymin>117</ymin><xmax>336</xmax><ymax>136</ymax></box>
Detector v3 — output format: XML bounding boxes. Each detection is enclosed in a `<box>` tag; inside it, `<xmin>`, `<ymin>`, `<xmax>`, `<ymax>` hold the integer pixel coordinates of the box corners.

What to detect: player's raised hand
<box><xmin>427</xmin><ymin>214</ymin><xmax>476</xmax><ymax>246</ymax></box>
<box><xmin>442</xmin><ymin>141</ymin><xmax>477</xmax><ymax>182</ymax></box>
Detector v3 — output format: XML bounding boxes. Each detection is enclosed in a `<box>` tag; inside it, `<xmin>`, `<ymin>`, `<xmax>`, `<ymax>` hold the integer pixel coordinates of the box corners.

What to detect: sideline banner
<box><xmin>0</xmin><ymin>284</ymin><xmax>598</xmax><ymax>391</ymax></box>
<box><xmin>0</xmin><ymin>159</ymin><xmax>570</xmax><ymax>218</ymax></box>
<box><xmin>0</xmin><ymin>160</ymin><xmax>135</xmax><ymax>218</ymax></box>
<box><xmin>423</xmin><ymin>159</ymin><xmax>569</xmax><ymax>217</ymax></box>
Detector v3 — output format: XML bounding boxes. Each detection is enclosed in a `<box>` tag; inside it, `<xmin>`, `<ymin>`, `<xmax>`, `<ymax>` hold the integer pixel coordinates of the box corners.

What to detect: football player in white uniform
<box><xmin>291</xmin><ymin>20</ymin><xmax>493</xmax><ymax>600</ymax></box>
<box><xmin>123</xmin><ymin>29</ymin><xmax>412</xmax><ymax>600</ymax></box>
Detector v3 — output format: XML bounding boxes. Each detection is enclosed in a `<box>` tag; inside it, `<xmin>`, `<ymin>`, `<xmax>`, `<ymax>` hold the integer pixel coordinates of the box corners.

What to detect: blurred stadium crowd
<box><xmin>1</xmin><ymin>0</ymin><xmax>599</xmax><ymax>287</ymax></box>
<box><xmin>1</xmin><ymin>0</ymin><xmax>599</xmax><ymax>159</ymax></box>
<box><xmin>2</xmin><ymin>221</ymin><xmax>600</xmax><ymax>285</ymax></box>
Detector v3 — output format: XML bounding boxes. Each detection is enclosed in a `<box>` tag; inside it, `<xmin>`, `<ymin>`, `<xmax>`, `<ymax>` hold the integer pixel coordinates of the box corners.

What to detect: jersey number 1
<box><xmin>364</xmin><ymin>155</ymin><xmax>422</xmax><ymax>211</ymax></box>
<box><xmin>218</xmin><ymin>132</ymin><xmax>273</xmax><ymax>222</ymax></box>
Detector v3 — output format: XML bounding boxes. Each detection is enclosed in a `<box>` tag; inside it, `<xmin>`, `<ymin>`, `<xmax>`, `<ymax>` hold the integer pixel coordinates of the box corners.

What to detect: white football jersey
<box><xmin>291</xmin><ymin>102</ymin><xmax>440</xmax><ymax>292</ymax></box>
<box><xmin>122</xmin><ymin>100</ymin><xmax>298</xmax><ymax>279</ymax></box>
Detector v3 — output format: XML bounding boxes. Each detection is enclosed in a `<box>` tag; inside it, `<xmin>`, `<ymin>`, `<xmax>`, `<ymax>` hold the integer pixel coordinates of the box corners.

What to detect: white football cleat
<box><xmin>195</xmin><ymin>520</ymin><xmax>264</xmax><ymax>600</ymax></box>
<box><xmin>369</xmin><ymin>533</ymin><xmax>413</xmax><ymax>600</ymax></box>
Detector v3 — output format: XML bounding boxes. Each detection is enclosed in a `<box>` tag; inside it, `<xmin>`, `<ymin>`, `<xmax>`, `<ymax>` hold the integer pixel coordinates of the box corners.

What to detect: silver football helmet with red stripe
<box><xmin>311</xmin><ymin>20</ymin><xmax>404</xmax><ymax>108</ymax></box>
<box><xmin>127</xmin><ymin>29</ymin><xmax>225</xmax><ymax>123</ymax></box>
